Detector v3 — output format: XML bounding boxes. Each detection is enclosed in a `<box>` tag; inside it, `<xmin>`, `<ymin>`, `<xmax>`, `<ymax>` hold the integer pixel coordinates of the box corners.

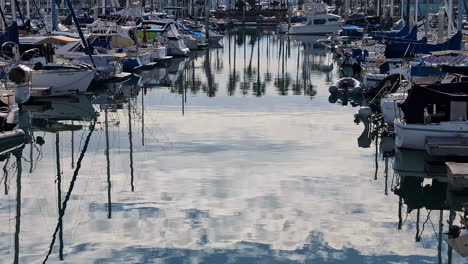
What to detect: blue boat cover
<box><xmin>177</xmin><ymin>22</ymin><xmax>191</xmax><ymax>31</ymax></box>
<box><xmin>376</xmin><ymin>26</ymin><xmax>419</xmax><ymax>42</ymax></box>
<box><xmin>384</xmin><ymin>32</ymin><xmax>462</xmax><ymax>58</ymax></box>
<box><xmin>0</xmin><ymin>22</ymin><xmax>19</xmax><ymax>47</ymax></box>
<box><xmin>190</xmin><ymin>31</ymin><xmax>204</xmax><ymax>36</ymax></box>
<box><xmin>340</xmin><ymin>26</ymin><xmax>364</xmax><ymax>39</ymax></box>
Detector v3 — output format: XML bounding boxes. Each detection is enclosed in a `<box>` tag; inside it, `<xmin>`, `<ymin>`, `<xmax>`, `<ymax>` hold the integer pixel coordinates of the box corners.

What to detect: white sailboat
<box><xmin>394</xmin><ymin>83</ymin><xmax>468</xmax><ymax>150</ymax></box>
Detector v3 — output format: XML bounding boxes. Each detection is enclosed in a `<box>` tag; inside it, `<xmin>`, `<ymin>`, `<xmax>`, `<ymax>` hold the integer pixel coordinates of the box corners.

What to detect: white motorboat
<box><xmin>288</xmin><ymin>13</ymin><xmax>341</xmax><ymax>35</ymax></box>
<box><xmin>285</xmin><ymin>3</ymin><xmax>341</xmax><ymax>35</ymax></box>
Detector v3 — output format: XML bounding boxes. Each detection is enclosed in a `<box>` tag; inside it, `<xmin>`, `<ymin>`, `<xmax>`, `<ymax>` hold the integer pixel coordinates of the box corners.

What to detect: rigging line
<box><xmin>2</xmin><ymin>156</ymin><xmax>10</xmax><ymax>195</ymax></box>
<box><xmin>419</xmin><ymin>209</ymin><xmax>433</xmax><ymax>239</ymax></box>
<box><xmin>42</xmin><ymin>121</ymin><xmax>96</xmax><ymax>264</ymax></box>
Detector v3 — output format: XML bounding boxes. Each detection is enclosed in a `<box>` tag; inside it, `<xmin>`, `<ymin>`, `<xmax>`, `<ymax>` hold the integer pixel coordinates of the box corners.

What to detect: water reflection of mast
<box><xmin>438</xmin><ymin>210</ymin><xmax>443</xmax><ymax>264</ymax></box>
<box><xmin>415</xmin><ymin>208</ymin><xmax>421</xmax><ymax>242</ymax></box>
<box><xmin>55</xmin><ymin>133</ymin><xmax>64</xmax><ymax>260</ymax></box>
<box><xmin>383</xmin><ymin>155</ymin><xmax>388</xmax><ymax>195</ymax></box>
<box><xmin>13</xmin><ymin>148</ymin><xmax>23</xmax><ymax>264</ymax></box>
<box><xmin>448</xmin><ymin>210</ymin><xmax>455</xmax><ymax>264</ymax></box>
<box><xmin>105</xmin><ymin>109</ymin><xmax>112</xmax><ymax>219</ymax></box>
<box><xmin>71</xmin><ymin>123</ymin><xmax>75</xmax><ymax>168</ymax></box>
<box><xmin>256</xmin><ymin>34</ymin><xmax>261</xmax><ymax>96</ymax></box>
<box><xmin>29</xmin><ymin>133</ymin><xmax>33</xmax><ymax>173</ymax></box>
<box><xmin>398</xmin><ymin>196</ymin><xmax>403</xmax><ymax>230</ymax></box>
<box><xmin>141</xmin><ymin>85</ymin><xmax>145</xmax><ymax>146</ymax></box>
<box><xmin>3</xmin><ymin>156</ymin><xmax>9</xmax><ymax>195</ymax></box>
<box><xmin>128</xmin><ymin>102</ymin><xmax>134</xmax><ymax>192</ymax></box>
<box><xmin>43</xmin><ymin>121</ymin><xmax>96</xmax><ymax>263</ymax></box>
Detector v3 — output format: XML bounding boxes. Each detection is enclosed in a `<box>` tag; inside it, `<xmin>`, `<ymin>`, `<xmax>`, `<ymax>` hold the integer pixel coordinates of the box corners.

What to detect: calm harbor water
<box><xmin>0</xmin><ymin>29</ymin><xmax>465</xmax><ymax>263</ymax></box>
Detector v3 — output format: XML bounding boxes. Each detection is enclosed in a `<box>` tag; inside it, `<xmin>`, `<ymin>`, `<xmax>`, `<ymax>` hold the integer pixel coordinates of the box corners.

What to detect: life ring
<box><xmin>376</xmin><ymin>58</ymin><xmax>385</xmax><ymax>69</ymax></box>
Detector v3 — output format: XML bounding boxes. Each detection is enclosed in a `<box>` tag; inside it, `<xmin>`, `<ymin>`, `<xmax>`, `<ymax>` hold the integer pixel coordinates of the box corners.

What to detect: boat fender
<box><xmin>329</xmin><ymin>85</ymin><xmax>339</xmax><ymax>94</ymax></box>
<box><xmin>376</xmin><ymin>58</ymin><xmax>385</xmax><ymax>69</ymax></box>
<box><xmin>350</xmin><ymin>86</ymin><xmax>363</xmax><ymax>95</ymax></box>
<box><xmin>8</xmin><ymin>66</ymin><xmax>30</xmax><ymax>84</ymax></box>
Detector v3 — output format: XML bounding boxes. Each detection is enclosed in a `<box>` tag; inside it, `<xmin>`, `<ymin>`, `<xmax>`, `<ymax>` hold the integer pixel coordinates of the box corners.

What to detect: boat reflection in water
<box><xmin>391</xmin><ymin>148</ymin><xmax>468</xmax><ymax>263</ymax></box>
<box><xmin>4</xmin><ymin>29</ymin><xmax>468</xmax><ymax>264</ymax></box>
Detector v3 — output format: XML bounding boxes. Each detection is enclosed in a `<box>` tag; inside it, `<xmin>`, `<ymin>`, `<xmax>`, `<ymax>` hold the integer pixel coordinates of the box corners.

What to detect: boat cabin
<box><xmin>400</xmin><ymin>83</ymin><xmax>468</xmax><ymax>124</ymax></box>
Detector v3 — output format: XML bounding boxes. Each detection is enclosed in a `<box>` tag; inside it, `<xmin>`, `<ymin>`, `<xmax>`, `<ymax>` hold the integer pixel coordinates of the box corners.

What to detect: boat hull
<box><xmin>288</xmin><ymin>24</ymin><xmax>340</xmax><ymax>35</ymax></box>
<box><xmin>395</xmin><ymin>119</ymin><xmax>468</xmax><ymax>150</ymax></box>
<box><xmin>167</xmin><ymin>40</ymin><xmax>190</xmax><ymax>56</ymax></box>
<box><xmin>31</xmin><ymin>69</ymin><xmax>95</xmax><ymax>96</ymax></box>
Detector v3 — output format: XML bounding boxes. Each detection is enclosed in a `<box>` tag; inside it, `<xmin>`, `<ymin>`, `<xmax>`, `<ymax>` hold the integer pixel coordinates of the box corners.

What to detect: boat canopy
<box><xmin>20</xmin><ymin>35</ymin><xmax>80</xmax><ymax>45</ymax></box>
<box><xmin>376</xmin><ymin>26</ymin><xmax>422</xmax><ymax>43</ymax></box>
<box><xmin>384</xmin><ymin>32</ymin><xmax>462</xmax><ymax>58</ymax></box>
<box><xmin>371</xmin><ymin>24</ymin><xmax>409</xmax><ymax>38</ymax></box>
<box><xmin>401</xmin><ymin>83</ymin><xmax>468</xmax><ymax>124</ymax></box>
